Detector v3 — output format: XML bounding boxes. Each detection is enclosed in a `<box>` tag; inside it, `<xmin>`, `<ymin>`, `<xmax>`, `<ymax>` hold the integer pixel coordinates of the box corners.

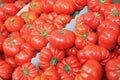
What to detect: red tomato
<box><xmin>77</xmin><ymin>44</ymin><xmax>110</xmax><ymax>65</ymax></box>
<box><xmin>118</xmin><ymin>36</ymin><xmax>120</xmax><ymax>45</ymax></box>
<box><xmin>97</xmin><ymin>20</ymin><xmax>120</xmax><ymax>50</ymax></box>
<box><xmin>39</xmin><ymin>47</ymin><xmax>65</xmax><ymax>69</ymax></box>
<box><xmin>2</xmin><ymin>3</ymin><xmax>18</xmax><ymax>16</ymax></box>
<box><xmin>20</xmin><ymin>11</ymin><xmax>38</xmax><ymax>23</ymax></box>
<box><xmin>104</xmin><ymin>4</ymin><xmax>120</xmax><ymax>25</ymax></box>
<box><xmin>53</xmin><ymin>0</ymin><xmax>75</xmax><ymax>14</ymax></box>
<box><xmin>0</xmin><ymin>59</ymin><xmax>12</xmax><ymax>80</ymax></box>
<box><xmin>1</xmin><ymin>0</ymin><xmax>15</xmax><ymax>3</ymax></box>
<box><xmin>14</xmin><ymin>0</ymin><xmax>26</xmax><ymax>10</ymax></box>
<box><xmin>106</xmin><ymin>56</ymin><xmax>120</xmax><ymax>80</ymax></box>
<box><xmin>75</xmin><ymin>59</ymin><xmax>103</xmax><ymax>80</ymax></box>
<box><xmin>3</xmin><ymin>37</ymin><xmax>25</xmax><ymax>57</ymax></box>
<box><xmin>4</xmin><ymin>16</ymin><xmax>24</xmax><ymax>32</ymax></box>
<box><xmin>57</xmin><ymin>56</ymin><xmax>81</xmax><ymax>80</ymax></box>
<box><xmin>0</xmin><ymin>8</ymin><xmax>8</xmax><ymax>21</ymax></box>
<box><xmin>12</xmin><ymin>62</ymin><xmax>39</xmax><ymax>80</ymax></box>
<box><xmin>15</xmin><ymin>42</ymin><xmax>36</xmax><ymax>65</ymax></box>
<box><xmin>49</xmin><ymin>29</ymin><xmax>75</xmax><ymax>49</ymax></box>
<box><xmin>66</xmin><ymin>46</ymin><xmax>78</xmax><ymax>56</ymax></box>
<box><xmin>87</xmin><ymin>0</ymin><xmax>112</xmax><ymax>14</ymax></box>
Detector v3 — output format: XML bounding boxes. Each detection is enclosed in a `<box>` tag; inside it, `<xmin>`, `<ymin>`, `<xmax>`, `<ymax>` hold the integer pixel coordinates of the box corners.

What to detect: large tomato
<box><xmin>57</xmin><ymin>56</ymin><xmax>81</xmax><ymax>80</ymax></box>
<box><xmin>87</xmin><ymin>0</ymin><xmax>112</xmax><ymax>14</ymax></box>
<box><xmin>75</xmin><ymin>22</ymin><xmax>97</xmax><ymax>49</ymax></box>
<box><xmin>75</xmin><ymin>59</ymin><xmax>103</xmax><ymax>80</ymax></box>
<box><xmin>106</xmin><ymin>56</ymin><xmax>120</xmax><ymax>80</ymax></box>
<box><xmin>104</xmin><ymin>4</ymin><xmax>120</xmax><ymax>25</ymax></box>
<box><xmin>39</xmin><ymin>47</ymin><xmax>65</xmax><ymax>70</ymax></box>
<box><xmin>53</xmin><ymin>0</ymin><xmax>75</xmax><ymax>14</ymax></box>
<box><xmin>77</xmin><ymin>44</ymin><xmax>110</xmax><ymax>65</ymax></box>
<box><xmin>0</xmin><ymin>59</ymin><xmax>12</xmax><ymax>80</ymax></box>
<box><xmin>49</xmin><ymin>29</ymin><xmax>75</xmax><ymax>49</ymax></box>
<box><xmin>12</xmin><ymin>62</ymin><xmax>39</xmax><ymax>80</ymax></box>
<box><xmin>3</xmin><ymin>37</ymin><xmax>25</xmax><ymax>57</ymax></box>
<box><xmin>4</xmin><ymin>16</ymin><xmax>24</xmax><ymax>32</ymax></box>
<box><xmin>15</xmin><ymin>42</ymin><xmax>36</xmax><ymax>65</ymax></box>
<box><xmin>97</xmin><ymin>20</ymin><xmax>120</xmax><ymax>50</ymax></box>
<box><xmin>66</xmin><ymin>46</ymin><xmax>78</xmax><ymax>57</ymax></box>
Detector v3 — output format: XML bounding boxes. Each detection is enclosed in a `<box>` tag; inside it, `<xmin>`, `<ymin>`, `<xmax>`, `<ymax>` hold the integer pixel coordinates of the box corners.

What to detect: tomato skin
<box><xmin>77</xmin><ymin>44</ymin><xmax>110</xmax><ymax>65</ymax></box>
<box><xmin>87</xmin><ymin>0</ymin><xmax>112</xmax><ymax>14</ymax></box>
<box><xmin>49</xmin><ymin>29</ymin><xmax>75</xmax><ymax>49</ymax></box>
<box><xmin>57</xmin><ymin>56</ymin><xmax>81</xmax><ymax>80</ymax></box>
<box><xmin>4</xmin><ymin>16</ymin><xmax>24</xmax><ymax>32</ymax></box>
<box><xmin>53</xmin><ymin>0</ymin><xmax>75</xmax><ymax>14</ymax></box>
<box><xmin>39</xmin><ymin>47</ymin><xmax>65</xmax><ymax>69</ymax></box>
<box><xmin>14</xmin><ymin>0</ymin><xmax>26</xmax><ymax>10</ymax></box>
<box><xmin>12</xmin><ymin>62</ymin><xmax>39</xmax><ymax>80</ymax></box>
<box><xmin>0</xmin><ymin>59</ymin><xmax>12</xmax><ymax>80</ymax></box>
<box><xmin>97</xmin><ymin>20</ymin><xmax>120</xmax><ymax>50</ymax></box>
<box><xmin>118</xmin><ymin>36</ymin><xmax>120</xmax><ymax>45</ymax></box>
<box><xmin>2</xmin><ymin>3</ymin><xmax>18</xmax><ymax>16</ymax></box>
<box><xmin>3</xmin><ymin>37</ymin><xmax>25</xmax><ymax>57</ymax></box>
<box><xmin>75</xmin><ymin>59</ymin><xmax>103</xmax><ymax>80</ymax></box>
<box><xmin>106</xmin><ymin>56</ymin><xmax>120</xmax><ymax>80</ymax></box>
<box><xmin>0</xmin><ymin>8</ymin><xmax>8</xmax><ymax>22</ymax></box>
<box><xmin>20</xmin><ymin>11</ymin><xmax>38</xmax><ymax>23</ymax></box>
<box><xmin>104</xmin><ymin>4</ymin><xmax>120</xmax><ymax>25</ymax></box>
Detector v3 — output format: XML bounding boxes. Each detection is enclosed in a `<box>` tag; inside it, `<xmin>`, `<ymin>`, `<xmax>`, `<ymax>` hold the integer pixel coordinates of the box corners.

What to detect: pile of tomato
<box><xmin>0</xmin><ymin>0</ymin><xmax>120</xmax><ymax>80</ymax></box>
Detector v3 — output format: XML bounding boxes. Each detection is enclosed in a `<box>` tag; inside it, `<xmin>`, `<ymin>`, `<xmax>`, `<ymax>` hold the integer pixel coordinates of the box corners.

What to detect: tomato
<box><xmin>49</xmin><ymin>29</ymin><xmax>75</xmax><ymax>49</ymax></box>
<box><xmin>0</xmin><ymin>59</ymin><xmax>12</xmax><ymax>80</ymax></box>
<box><xmin>0</xmin><ymin>8</ymin><xmax>8</xmax><ymax>22</ymax></box>
<box><xmin>104</xmin><ymin>4</ymin><xmax>120</xmax><ymax>25</ymax></box>
<box><xmin>29</xmin><ymin>0</ymin><xmax>43</xmax><ymax>14</ymax></box>
<box><xmin>30</xmin><ymin>35</ymin><xmax>48</xmax><ymax>51</ymax></box>
<box><xmin>1</xmin><ymin>0</ymin><xmax>15</xmax><ymax>3</ymax></box>
<box><xmin>78</xmin><ymin>11</ymin><xmax>104</xmax><ymax>30</ymax></box>
<box><xmin>66</xmin><ymin>46</ymin><xmax>78</xmax><ymax>57</ymax></box>
<box><xmin>20</xmin><ymin>0</ymin><xmax>31</xmax><ymax>3</ymax></box>
<box><xmin>39</xmin><ymin>47</ymin><xmax>65</xmax><ymax>69</ymax></box>
<box><xmin>14</xmin><ymin>0</ymin><xmax>26</xmax><ymax>10</ymax></box>
<box><xmin>75</xmin><ymin>23</ymin><xmax>97</xmax><ymax>49</ymax></box>
<box><xmin>12</xmin><ymin>62</ymin><xmax>39</xmax><ymax>80</ymax></box>
<box><xmin>15</xmin><ymin>42</ymin><xmax>36</xmax><ymax>65</ymax></box>
<box><xmin>106</xmin><ymin>56</ymin><xmax>120</xmax><ymax>80</ymax></box>
<box><xmin>2</xmin><ymin>3</ymin><xmax>18</xmax><ymax>16</ymax></box>
<box><xmin>4</xmin><ymin>16</ymin><xmax>24</xmax><ymax>32</ymax></box>
<box><xmin>72</xmin><ymin>0</ymin><xmax>87</xmax><ymax>10</ymax></box>
<box><xmin>87</xmin><ymin>0</ymin><xmax>112</xmax><ymax>14</ymax></box>
<box><xmin>53</xmin><ymin>0</ymin><xmax>75</xmax><ymax>14</ymax></box>
<box><xmin>118</xmin><ymin>36</ymin><xmax>120</xmax><ymax>45</ymax></box>
<box><xmin>41</xmin><ymin>0</ymin><xmax>57</xmax><ymax>13</ymax></box>
<box><xmin>75</xmin><ymin>59</ymin><xmax>103</xmax><ymax>80</ymax></box>
<box><xmin>8</xmin><ymin>32</ymin><xmax>21</xmax><ymax>38</ymax></box>
<box><xmin>20</xmin><ymin>11</ymin><xmax>38</xmax><ymax>23</ymax></box>
<box><xmin>54</xmin><ymin>14</ymin><xmax>72</xmax><ymax>29</ymax></box>
<box><xmin>97</xmin><ymin>20</ymin><xmax>120</xmax><ymax>50</ymax></box>
<box><xmin>3</xmin><ymin>37</ymin><xmax>25</xmax><ymax>57</ymax></box>
<box><xmin>77</xmin><ymin>44</ymin><xmax>110</xmax><ymax>65</ymax></box>
<box><xmin>5</xmin><ymin>56</ymin><xmax>17</xmax><ymax>69</ymax></box>
<box><xmin>57</xmin><ymin>56</ymin><xmax>81</xmax><ymax>80</ymax></box>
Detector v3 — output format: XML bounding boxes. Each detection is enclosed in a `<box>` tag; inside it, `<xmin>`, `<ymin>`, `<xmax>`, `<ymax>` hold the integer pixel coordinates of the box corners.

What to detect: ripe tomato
<box><xmin>53</xmin><ymin>0</ymin><xmax>75</xmax><ymax>14</ymax></box>
<box><xmin>3</xmin><ymin>37</ymin><xmax>25</xmax><ymax>57</ymax></box>
<box><xmin>66</xmin><ymin>46</ymin><xmax>78</xmax><ymax>56</ymax></box>
<box><xmin>106</xmin><ymin>56</ymin><xmax>120</xmax><ymax>80</ymax></box>
<box><xmin>118</xmin><ymin>36</ymin><xmax>120</xmax><ymax>45</ymax></box>
<box><xmin>2</xmin><ymin>3</ymin><xmax>18</xmax><ymax>16</ymax></box>
<box><xmin>0</xmin><ymin>8</ymin><xmax>8</xmax><ymax>22</ymax></box>
<box><xmin>87</xmin><ymin>0</ymin><xmax>112</xmax><ymax>14</ymax></box>
<box><xmin>0</xmin><ymin>59</ymin><xmax>12</xmax><ymax>80</ymax></box>
<box><xmin>12</xmin><ymin>62</ymin><xmax>39</xmax><ymax>80</ymax></box>
<box><xmin>49</xmin><ymin>29</ymin><xmax>75</xmax><ymax>49</ymax></box>
<box><xmin>4</xmin><ymin>16</ymin><xmax>24</xmax><ymax>32</ymax></box>
<box><xmin>14</xmin><ymin>0</ymin><xmax>26</xmax><ymax>10</ymax></box>
<box><xmin>1</xmin><ymin>0</ymin><xmax>15</xmax><ymax>3</ymax></box>
<box><xmin>57</xmin><ymin>56</ymin><xmax>81</xmax><ymax>80</ymax></box>
<box><xmin>77</xmin><ymin>44</ymin><xmax>110</xmax><ymax>65</ymax></box>
<box><xmin>39</xmin><ymin>47</ymin><xmax>65</xmax><ymax>69</ymax></box>
<box><xmin>75</xmin><ymin>59</ymin><xmax>103</xmax><ymax>80</ymax></box>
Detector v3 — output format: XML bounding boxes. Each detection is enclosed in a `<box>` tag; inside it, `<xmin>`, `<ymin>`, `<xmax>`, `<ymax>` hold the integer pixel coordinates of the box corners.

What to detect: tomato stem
<box><xmin>23</xmin><ymin>69</ymin><xmax>29</xmax><ymax>76</ymax></box>
<box><xmin>94</xmin><ymin>12</ymin><xmax>100</xmax><ymax>17</ymax></box>
<box><xmin>60</xmin><ymin>30</ymin><xmax>65</xmax><ymax>34</ymax></box>
<box><xmin>113</xmin><ymin>9</ymin><xmax>118</xmax><ymax>16</ymax></box>
<box><xmin>41</xmin><ymin>30</ymin><xmax>47</xmax><ymax>37</ymax></box>
<box><xmin>24</xmin><ymin>13</ymin><xmax>28</xmax><ymax>19</ymax></box>
<box><xmin>71</xmin><ymin>11</ymin><xmax>79</xmax><ymax>17</ymax></box>
<box><xmin>50</xmin><ymin>57</ymin><xmax>57</xmax><ymax>65</ymax></box>
<box><xmin>64</xmin><ymin>65</ymin><xmax>71</xmax><ymax>72</ymax></box>
<box><xmin>100</xmin><ymin>0</ymin><xmax>106</xmax><ymax>4</ymax></box>
<box><xmin>11</xmin><ymin>18</ymin><xmax>15</xmax><ymax>22</ymax></box>
<box><xmin>83</xmin><ymin>33</ymin><xmax>87</xmax><ymax>38</ymax></box>
<box><xmin>32</xmin><ymin>3</ymin><xmax>36</xmax><ymax>8</ymax></box>
<box><xmin>11</xmin><ymin>40</ymin><xmax>16</xmax><ymax>44</ymax></box>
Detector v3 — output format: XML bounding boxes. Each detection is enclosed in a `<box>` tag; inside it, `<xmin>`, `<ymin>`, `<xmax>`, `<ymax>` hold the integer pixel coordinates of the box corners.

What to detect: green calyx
<box><xmin>60</xmin><ymin>30</ymin><xmax>65</xmax><ymax>34</ymax></box>
<box><xmin>23</xmin><ymin>69</ymin><xmax>29</xmax><ymax>76</ymax></box>
<box><xmin>71</xmin><ymin>10</ymin><xmax>79</xmax><ymax>17</ymax></box>
<box><xmin>26</xmin><ymin>24</ymin><xmax>32</xmax><ymax>28</ymax></box>
<box><xmin>24</xmin><ymin>13</ymin><xmax>28</xmax><ymax>19</ymax></box>
<box><xmin>11</xmin><ymin>40</ymin><xmax>16</xmax><ymax>44</ymax></box>
<box><xmin>11</xmin><ymin>18</ymin><xmax>15</xmax><ymax>22</ymax></box>
<box><xmin>32</xmin><ymin>3</ymin><xmax>36</xmax><ymax>8</ymax></box>
<box><xmin>100</xmin><ymin>0</ymin><xmax>106</xmax><ymax>4</ymax></box>
<box><xmin>41</xmin><ymin>30</ymin><xmax>47</xmax><ymax>37</ymax></box>
<box><xmin>64</xmin><ymin>65</ymin><xmax>71</xmax><ymax>72</ymax></box>
<box><xmin>113</xmin><ymin>9</ymin><xmax>119</xmax><ymax>16</ymax></box>
<box><xmin>50</xmin><ymin>57</ymin><xmax>57</xmax><ymax>65</ymax></box>
<box><xmin>83</xmin><ymin>33</ymin><xmax>87</xmax><ymax>38</ymax></box>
